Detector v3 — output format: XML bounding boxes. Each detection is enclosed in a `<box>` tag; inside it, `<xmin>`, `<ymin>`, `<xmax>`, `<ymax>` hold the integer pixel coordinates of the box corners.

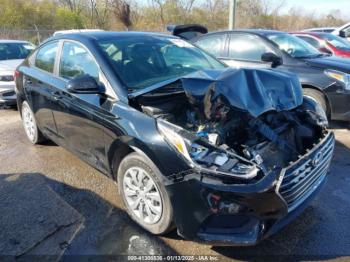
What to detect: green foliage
<box><xmin>0</xmin><ymin>0</ymin><xmax>84</xmax><ymax>30</ymax></box>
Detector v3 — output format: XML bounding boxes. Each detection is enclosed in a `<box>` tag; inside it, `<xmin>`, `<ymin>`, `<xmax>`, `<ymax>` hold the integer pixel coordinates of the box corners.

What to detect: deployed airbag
<box><xmin>180</xmin><ymin>68</ymin><xmax>303</xmax><ymax>118</ymax></box>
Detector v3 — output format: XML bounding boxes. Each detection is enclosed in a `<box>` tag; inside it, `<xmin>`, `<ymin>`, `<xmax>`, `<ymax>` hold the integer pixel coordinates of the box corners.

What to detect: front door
<box><xmin>52</xmin><ymin>41</ymin><xmax>112</xmax><ymax>172</ymax></box>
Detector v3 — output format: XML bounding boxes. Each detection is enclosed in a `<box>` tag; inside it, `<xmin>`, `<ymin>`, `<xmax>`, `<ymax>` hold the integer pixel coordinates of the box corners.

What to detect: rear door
<box><xmin>23</xmin><ymin>41</ymin><xmax>60</xmax><ymax>139</ymax></box>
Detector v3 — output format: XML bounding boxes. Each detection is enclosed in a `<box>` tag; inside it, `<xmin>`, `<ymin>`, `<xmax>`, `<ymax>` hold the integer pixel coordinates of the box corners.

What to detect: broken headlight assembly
<box><xmin>157</xmin><ymin>119</ymin><xmax>259</xmax><ymax>179</ymax></box>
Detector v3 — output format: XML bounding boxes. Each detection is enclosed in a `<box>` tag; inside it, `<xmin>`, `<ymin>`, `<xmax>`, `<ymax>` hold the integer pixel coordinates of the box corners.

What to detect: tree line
<box><xmin>0</xmin><ymin>0</ymin><xmax>347</xmax><ymax>42</ymax></box>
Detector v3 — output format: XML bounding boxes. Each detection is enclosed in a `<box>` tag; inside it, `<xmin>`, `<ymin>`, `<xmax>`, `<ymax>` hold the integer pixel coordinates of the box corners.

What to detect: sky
<box><xmin>282</xmin><ymin>0</ymin><xmax>350</xmax><ymax>19</ymax></box>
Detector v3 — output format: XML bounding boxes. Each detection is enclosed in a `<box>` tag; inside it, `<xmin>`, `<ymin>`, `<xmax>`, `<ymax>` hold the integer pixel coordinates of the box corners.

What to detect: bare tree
<box><xmin>58</xmin><ymin>0</ymin><xmax>84</xmax><ymax>14</ymax></box>
<box><xmin>152</xmin><ymin>0</ymin><xmax>166</xmax><ymax>27</ymax></box>
<box><xmin>110</xmin><ymin>0</ymin><xmax>133</xmax><ymax>30</ymax></box>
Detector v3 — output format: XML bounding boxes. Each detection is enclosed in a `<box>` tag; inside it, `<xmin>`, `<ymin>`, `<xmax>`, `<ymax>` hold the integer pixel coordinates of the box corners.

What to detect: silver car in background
<box><xmin>0</xmin><ymin>40</ymin><xmax>35</xmax><ymax>106</ymax></box>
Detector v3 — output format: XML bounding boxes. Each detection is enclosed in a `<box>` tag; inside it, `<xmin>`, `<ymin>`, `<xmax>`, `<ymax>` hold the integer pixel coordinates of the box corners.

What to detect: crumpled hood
<box><xmin>304</xmin><ymin>56</ymin><xmax>350</xmax><ymax>74</ymax></box>
<box><xmin>180</xmin><ymin>68</ymin><xmax>303</xmax><ymax>118</ymax></box>
<box><xmin>0</xmin><ymin>59</ymin><xmax>23</xmax><ymax>72</ymax></box>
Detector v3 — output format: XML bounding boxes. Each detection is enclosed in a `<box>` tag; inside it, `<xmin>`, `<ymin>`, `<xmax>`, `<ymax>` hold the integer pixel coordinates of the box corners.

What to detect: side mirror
<box><xmin>66</xmin><ymin>75</ymin><xmax>105</xmax><ymax>94</ymax></box>
<box><xmin>339</xmin><ymin>30</ymin><xmax>346</xmax><ymax>38</ymax></box>
<box><xmin>261</xmin><ymin>52</ymin><xmax>283</xmax><ymax>68</ymax></box>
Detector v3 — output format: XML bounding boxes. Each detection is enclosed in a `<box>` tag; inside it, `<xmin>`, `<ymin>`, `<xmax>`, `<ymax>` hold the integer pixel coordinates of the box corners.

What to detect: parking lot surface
<box><xmin>1</xmin><ymin>108</ymin><xmax>350</xmax><ymax>260</ymax></box>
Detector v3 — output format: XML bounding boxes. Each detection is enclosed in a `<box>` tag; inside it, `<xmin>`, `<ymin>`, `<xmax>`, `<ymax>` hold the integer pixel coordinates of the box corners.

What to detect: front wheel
<box><xmin>21</xmin><ymin>101</ymin><xmax>46</xmax><ymax>144</ymax></box>
<box><xmin>117</xmin><ymin>152</ymin><xmax>174</xmax><ymax>235</ymax></box>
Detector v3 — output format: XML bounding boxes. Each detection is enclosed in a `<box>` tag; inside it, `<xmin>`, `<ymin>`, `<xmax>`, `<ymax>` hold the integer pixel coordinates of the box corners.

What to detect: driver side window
<box><xmin>59</xmin><ymin>41</ymin><xmax>99</xmax><ymax>80</ymax></box>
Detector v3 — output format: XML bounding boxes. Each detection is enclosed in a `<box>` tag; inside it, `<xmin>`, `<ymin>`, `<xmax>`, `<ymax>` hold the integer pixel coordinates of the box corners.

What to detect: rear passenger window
<box><xmin>35</xmin><ymin>42</ymin><xmax>58</xmax><ymax>73</ymax></box>
<box><xmin>195</xmin><ymin>34</ymin><xmax>226</xmax><ymax>57</ymax></box>
<box><xmin>59</xmin><ymin>41</ymin><xmax>99</xmax><ymax>80</ymax></box>
<box><xmin>228</xmin><ymin>34</ymin><xmax>271</xmax><ymax>61</ymax></box>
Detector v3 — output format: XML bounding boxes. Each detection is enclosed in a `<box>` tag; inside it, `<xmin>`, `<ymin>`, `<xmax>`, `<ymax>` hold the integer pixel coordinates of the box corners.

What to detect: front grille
<box><xmin>0</xmin><ymin>75</ymin><xmax>14</xmax><ymax>82</ymax></box>
<box><xmin>279</xmin><ymin>133</ymin><xmax>335</xmax><ymax>211</ymax></box>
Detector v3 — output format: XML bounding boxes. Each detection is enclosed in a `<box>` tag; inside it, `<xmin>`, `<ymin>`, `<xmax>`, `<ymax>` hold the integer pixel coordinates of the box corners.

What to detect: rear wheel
<box><xmin>303</xmin><ymin>88</ymin><xmax>328</xmax><ymax>116</ymax></box>
<box><xmin>21</xmin><ymin>101</ymin><xmax>46</xmax><ymax>144</ymax></box>
<box><xmin>117</xmin><ymin>152</ymin><xmax>174</xmax><ymax>235</ymax></box>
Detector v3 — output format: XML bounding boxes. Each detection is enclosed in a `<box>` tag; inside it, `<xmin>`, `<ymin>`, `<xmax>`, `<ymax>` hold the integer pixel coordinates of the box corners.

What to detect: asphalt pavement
<box><xmin>0</xmin><ymin>108</ymin><xmax>350</xmax><ymax>261</ymax></box>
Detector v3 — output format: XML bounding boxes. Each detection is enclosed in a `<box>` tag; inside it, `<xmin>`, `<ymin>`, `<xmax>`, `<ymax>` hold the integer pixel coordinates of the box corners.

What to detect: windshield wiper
<box><xmin>128</xmin><ymin>77</ymin><xmax>182</xmax><ymax>99</ymax></box>
<box><xmin>296</xmin><ymin>53</ymin><xmax>324</xmax><ymax>59</ymax></box>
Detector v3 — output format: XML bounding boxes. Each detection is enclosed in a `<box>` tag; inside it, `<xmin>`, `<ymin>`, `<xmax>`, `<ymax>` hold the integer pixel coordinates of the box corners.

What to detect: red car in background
<box><xmin>293</xmin><ymin>32</ymin><xmax>350</xmax><ymax>58</ymax></box>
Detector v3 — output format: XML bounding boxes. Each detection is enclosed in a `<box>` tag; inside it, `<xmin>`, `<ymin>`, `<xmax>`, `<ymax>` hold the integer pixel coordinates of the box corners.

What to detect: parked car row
<box><xmin>0</xmin><ymin>40</ymin><xmax>35</xmax><ymax>106</ymax></box>
<box><xmin>303</xmin><ymin>21</ymin><xmax>350</xmax><ymax>42</ymax></box>
<box><xmin>169</xmin><ymin>24</ymin><xmax>350</xmax><ymax>122</ymax></box>
<box><xmin>293</xmin><ymin>32</ymin><xmax>350</xmax><ymax>58</ymax></box>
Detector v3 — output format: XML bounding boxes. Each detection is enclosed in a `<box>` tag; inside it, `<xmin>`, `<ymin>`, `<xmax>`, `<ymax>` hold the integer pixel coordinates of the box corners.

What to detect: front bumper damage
<box><xmin>166</xmin><ymin>132</ymin><xmax>334</xmax><ymax>245</ymax></box>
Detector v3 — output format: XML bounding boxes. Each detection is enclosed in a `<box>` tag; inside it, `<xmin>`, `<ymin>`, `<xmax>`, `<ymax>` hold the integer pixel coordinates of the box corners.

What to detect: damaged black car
<box><xmin>15</xmin><ymin>32</ymin><xmax>335</xmax><ymax>245</ymax></box>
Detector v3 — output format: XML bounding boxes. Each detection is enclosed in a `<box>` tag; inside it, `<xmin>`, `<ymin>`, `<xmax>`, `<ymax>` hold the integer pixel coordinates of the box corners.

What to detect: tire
<box><xmin>21</xmin><ymin>101</ymin><xmax>46</xmax><ymax>144</ymax></box>
<box><xmin>117</xmin><ymin>152</ymin><xmax>174</xmax><ymax>235</ymax></box>
<box><xmin>303</xmin><ymin>88</ymin><xmax>328</xmax><ymax>116</ymax></box>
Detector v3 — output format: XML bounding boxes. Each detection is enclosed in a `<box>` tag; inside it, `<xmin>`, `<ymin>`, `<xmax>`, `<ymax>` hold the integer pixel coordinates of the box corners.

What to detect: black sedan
<box><xmin>171</xmin><ymin>25</ymin><xmax>350</xmax><ymax>122</ymax></box>
<box><xmin>15</xmin><ymin>31</ymin><xmax>334</xmax><ymax>245</ymax></box>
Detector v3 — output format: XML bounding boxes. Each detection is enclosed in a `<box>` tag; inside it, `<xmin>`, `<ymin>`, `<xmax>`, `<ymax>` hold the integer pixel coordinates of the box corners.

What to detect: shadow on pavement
<box><xmin>0</xmin><ymin>173</ymin><xmax>177</xmax><ymax>259</ymax></box>
<box><xmin>330</xmin><ymin>120</ymin><xmax>350</xmax><ymax>130</ymax></box>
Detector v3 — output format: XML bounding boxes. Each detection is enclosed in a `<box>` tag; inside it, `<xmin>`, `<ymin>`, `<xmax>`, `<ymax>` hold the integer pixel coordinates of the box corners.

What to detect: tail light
<box><xmin>14</xmin><ymin>70</ymin><xmax>21</xmax><ymax>81</ymax></box>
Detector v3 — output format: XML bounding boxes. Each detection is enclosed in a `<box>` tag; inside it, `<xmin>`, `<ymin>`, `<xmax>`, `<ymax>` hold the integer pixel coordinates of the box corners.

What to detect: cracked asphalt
<box><xmin>0</xmin><ymin>108</ymin><xmax>350</xmax><ymax>261</ymax></box>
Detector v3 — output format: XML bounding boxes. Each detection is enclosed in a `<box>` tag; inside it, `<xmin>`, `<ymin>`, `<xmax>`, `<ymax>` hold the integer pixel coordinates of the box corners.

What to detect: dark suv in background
<box><xmin>170</xmin><ymin>25</ymin><xmax>350</xmax><ymax>122</ymax></box>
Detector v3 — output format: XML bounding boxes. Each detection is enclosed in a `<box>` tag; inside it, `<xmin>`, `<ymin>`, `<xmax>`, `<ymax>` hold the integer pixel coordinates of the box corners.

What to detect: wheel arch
<box><xmin>301</xmin><ymin>84</ymin><xmax>332</xmax><ymax>117</ymax></box>
<box><xmin>107</xmin><ymin>136</ymin><xmax>168</xmax><ymax>182</ymax></box>
<box><xmin>17</xmin><ymin>94</ymin><xmax>27</xmax><ymax>118</ymax></box>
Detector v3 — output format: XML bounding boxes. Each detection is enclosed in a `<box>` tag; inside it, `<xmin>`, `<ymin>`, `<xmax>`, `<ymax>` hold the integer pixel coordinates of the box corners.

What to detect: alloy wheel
<box><xmin>122</xmin><ymin>167</ymin><xmax>163</xmax><ymax>224</ymax></box>
<box><xmin>22</xmin><ymin>103</ymin><xmax>36</xmax><ymax>142</ymax></box>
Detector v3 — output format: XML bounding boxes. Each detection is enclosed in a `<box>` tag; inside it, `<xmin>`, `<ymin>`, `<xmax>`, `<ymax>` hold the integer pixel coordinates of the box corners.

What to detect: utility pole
<box><xmin>228</xmin><ymin>0</ymin><xmax>237</xmax><ymax>30</ymax></box>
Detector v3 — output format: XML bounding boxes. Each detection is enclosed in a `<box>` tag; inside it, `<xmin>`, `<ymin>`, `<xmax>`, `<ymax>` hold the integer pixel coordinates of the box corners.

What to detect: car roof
<box><xmin>293</xmin><ymin>31</ymin><xmax>339</xmax><ymax>39</ymax></box>
<box><xmin>53</xmin><ymin>29</ymin><xmax>104</xmax><ymax>36</ymax></box>
<box><xmin>302</xmin><ymin>27</ymin><xmax>336</xmax><ymax>32</ymax></box>
<box><xmin>292</xmin><ymin>32</ymin><xmax>322</xmax><ymax>37</ymax></box>
<box><xmin>203</xmin><ymin>29</ymin><xmax>285</xmax><ymax>38</ymax></box>
<box><xmin>48</xmin><ymin>31</ymin><xmax>178</xmax><ymax>43</ymax></box>
<box><xmin>0</xmin><ymin>39</ymin><xmax>31</xmax><ymax>44</ymax></box>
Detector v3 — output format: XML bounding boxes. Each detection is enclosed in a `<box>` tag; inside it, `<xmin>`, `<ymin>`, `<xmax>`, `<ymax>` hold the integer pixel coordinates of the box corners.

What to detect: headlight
<box><xmin>324</xmin><ymin>69</ymin><xmax>350</xmax><ymax>90</ymax></box>
<box><xmin>157</xmin><ymin>120</ymin><xmax>258</xmax><ymax>179</ymax></box>
<box><xmin>157</xmin><ymin>120</ymin><xmax>192</xmax><ymax>161</ymax></box>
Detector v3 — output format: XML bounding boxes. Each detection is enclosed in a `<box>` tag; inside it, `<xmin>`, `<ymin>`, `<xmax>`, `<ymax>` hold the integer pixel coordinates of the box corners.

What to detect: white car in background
<box><xmin>303</xmin><ymin>22</ymin><xmax>350</xmax><ymax>41</ymax></box>
<box><xmin>0</xmin><ymin>40</ymin><xmax>35</xmax><ymax>106</ymax></box>
<box><xmin>332</xmin><ymin>22</ymin><xmax>350</xmax><ymax>41</ymax></box>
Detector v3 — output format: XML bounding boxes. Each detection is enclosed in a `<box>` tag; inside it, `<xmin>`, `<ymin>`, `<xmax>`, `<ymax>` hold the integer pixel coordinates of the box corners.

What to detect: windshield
<box><xmin>0</xmin><ymin>42</ymin><xmax>35</xmax><ymax>61</ymax></box>
<box><xmin>98</xmin><ymin>36</ymin><xmax>225</xmax><ymax>90</ymax></box>
<box><xmin>318</xmin><ymin>33</ymin><xmax>350</xmax><ymax>51</ymax></box>
<box><xmin>268</xmin><ymin>33</ymin><xmax>321</xmax><ymax>58</ymax></box>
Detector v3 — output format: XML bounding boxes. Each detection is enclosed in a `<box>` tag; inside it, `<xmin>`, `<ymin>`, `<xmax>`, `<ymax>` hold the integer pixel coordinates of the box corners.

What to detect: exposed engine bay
<box><xmin>130</xmin><ymin>68</ymin><xmax>329</xmax><ymax>180</ymax></box>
